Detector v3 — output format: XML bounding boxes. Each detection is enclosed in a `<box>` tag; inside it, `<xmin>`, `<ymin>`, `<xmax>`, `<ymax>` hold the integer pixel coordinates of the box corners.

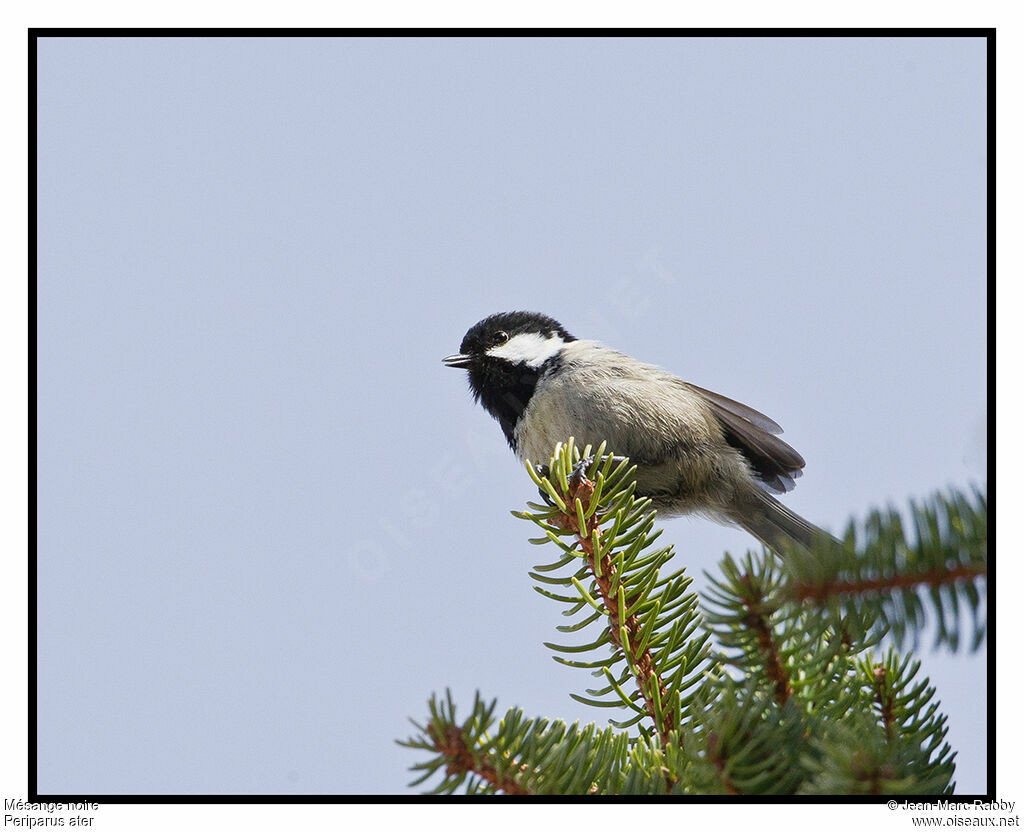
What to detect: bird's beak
<box><xmin>442</xmin><ymin>354</ymin><xmax>473</xmax><ymax>369</ymax></box>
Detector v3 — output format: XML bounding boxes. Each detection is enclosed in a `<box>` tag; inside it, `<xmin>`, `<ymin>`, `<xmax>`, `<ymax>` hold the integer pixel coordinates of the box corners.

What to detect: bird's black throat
<box><xmin>454</xmin><ymin>311</ymin><xmax>576</xmax><ymax>451</ymax></box>
<box><xmin>468</xmin><ymin>354</ymin><xmax>562</xmax><ymax>450</ymax></box>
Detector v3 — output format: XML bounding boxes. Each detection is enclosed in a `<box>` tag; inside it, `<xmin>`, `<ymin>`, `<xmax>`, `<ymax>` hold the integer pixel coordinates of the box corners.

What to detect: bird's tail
<box><xmin>732</xmin><ymin>489</ymin><xmax>835</xmax><ymax>554</ymax></box>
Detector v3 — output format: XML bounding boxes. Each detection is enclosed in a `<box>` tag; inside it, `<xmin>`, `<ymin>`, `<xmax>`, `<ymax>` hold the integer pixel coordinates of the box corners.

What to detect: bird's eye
<box><xmin>495</xmin><ymin>331</ymin><xmax>509</xmax><ymax>344</ymax></box>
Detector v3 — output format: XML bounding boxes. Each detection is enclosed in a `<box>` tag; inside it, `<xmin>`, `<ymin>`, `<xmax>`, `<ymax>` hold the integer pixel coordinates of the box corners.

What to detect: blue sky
<box><xmin>35</xmin><ymin>35</ymin><xmax>987</xmax><ymax>794</ymax></box>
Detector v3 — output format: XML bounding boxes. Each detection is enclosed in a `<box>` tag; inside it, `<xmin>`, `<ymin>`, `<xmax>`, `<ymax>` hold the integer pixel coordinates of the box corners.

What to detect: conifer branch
<box><xmin>402</xmin><ymin>442</ymin><xmax>982</xmax><ymax>795</ymax></box>
<box><xmin>737</xmin><ymin>573</ymin><xmax>792</xmax><ymax>706</ymax></box>
<box><xmin>790</xmin><ymin>563</ymin><xmax>986</xmax><ymax>603</ymax></box>
<box><xmin>871</xmin><ymin>665</ymin><xmax>896</xmax><ymax>742</ymax></box>
<box><xmin>556</xmin><ymin>469</ymin><xmax>673</xmax><ymax>744</ymax></box>
<box><xmin>778</xmin><ymin>488</ymin><xmax>987</xmax><ymax>652</ymax></box>
<box><xmin>511</xmin><ymin>440</ymin><xmax>711</xmax><ymax>752</ymax></box>
<box><xmin>432</xmin><ymin>723</ymin><xmax>530</xmax><ymax>795</ymax></box>
<box><xmin>705</xmin><ymin>731</ymin><xmax>739</xmax><ymax>795</ymax></box>
<box><xmin>400</xmin><ymin>690</ymin><xmax>676</xmax><ymax>795</ymax></box>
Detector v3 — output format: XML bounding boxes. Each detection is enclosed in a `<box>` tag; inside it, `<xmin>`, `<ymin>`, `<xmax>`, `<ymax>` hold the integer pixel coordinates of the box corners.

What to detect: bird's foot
<box><xmin>569</xmin><ymin>454</ymin><xmax>629</xmax><ymax>486</ymax></box>
<box><xmin>533</xmin><ymin>455</ymin><xmax>628</xmax><ymax>508</ymax></box>
<box><xmin>569</xmin><ymin>456</ymin><xmax>596</xmax><ymax>488</ymax></box>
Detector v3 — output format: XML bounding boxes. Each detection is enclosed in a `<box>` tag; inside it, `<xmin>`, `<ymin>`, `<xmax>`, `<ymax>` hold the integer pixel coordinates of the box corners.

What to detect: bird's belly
<box><xmin>514</xmin><ymin>400</ymin><xmax>585</xmax><ymax>466</ymax></box>
<box><xmin>513</xmin><ymin>393</ymin><xmax>743</xmax><ymax>518</ymax></box>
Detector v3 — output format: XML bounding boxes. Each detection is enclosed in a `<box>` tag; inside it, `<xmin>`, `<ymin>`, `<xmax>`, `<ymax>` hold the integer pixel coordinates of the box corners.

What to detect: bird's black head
<box><xmin>443</xmin><ymin>311</ymin><xmax>576</xmax><ymax>448</ymax></box>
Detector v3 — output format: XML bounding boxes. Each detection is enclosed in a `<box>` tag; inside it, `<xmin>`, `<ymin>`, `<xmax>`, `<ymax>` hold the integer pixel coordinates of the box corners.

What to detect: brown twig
<box><xmin>433</xmin><ymin>723</ymin><xmax>530</xmax><ymax>795</ymax></box>
<box><xmin>872</xmin><ymin>665</ymin><xmax>896</xmax><ymax>741</ymax></box>
<box><xmin>561</xmin><ymin>474</ymin><xmax>674</xmax><ymax>747</ymax></box>
<box><xmin>739</xmin><ymin>575</ymin><xmax>792</xmax><ymax>707</ymax></box>
<box><xmin>790</xmin><ymin>564</ymin><xmax>986</xmax><ymax>604</ymax></box>
<box><xmin>706</xmin><ymin>731</ymin><xmax>739</xmax><ymax>795</ymax></box>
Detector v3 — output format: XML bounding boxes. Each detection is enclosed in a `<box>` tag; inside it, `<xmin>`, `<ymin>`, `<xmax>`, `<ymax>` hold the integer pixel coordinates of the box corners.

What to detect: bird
<box><xmin>442</xmin><ymin>310</ymin><xmax>832</xmax><ymax>553</ymax></box>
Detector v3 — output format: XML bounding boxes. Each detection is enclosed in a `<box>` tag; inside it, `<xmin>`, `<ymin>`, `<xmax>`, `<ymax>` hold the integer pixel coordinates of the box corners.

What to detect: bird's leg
<box><xmin>535</xmin><ymin>456</ymin><xmax>628</xmax><ymax>508</ymax></box>
<box><xmin>569</xmin><ymin>454</ymin><xmax>629</xmax><ymax>487</ymax></box>
<box><xmin>569</xmin><ymin>456</ymin><xmax>596</xmax><ymax>488</ymax></box>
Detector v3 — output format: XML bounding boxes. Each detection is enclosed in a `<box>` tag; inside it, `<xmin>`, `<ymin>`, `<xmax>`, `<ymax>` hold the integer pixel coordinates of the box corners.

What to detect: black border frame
<box><xmin>28</xmin><ymin>27</ymin><xmax>996</xmax><ymax>803</ymax></box>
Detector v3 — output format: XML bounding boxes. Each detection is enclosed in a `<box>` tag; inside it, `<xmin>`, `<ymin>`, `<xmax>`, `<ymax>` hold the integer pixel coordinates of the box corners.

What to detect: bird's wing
<box><xmin>684</xmin><ymin>383</ymin><xmax>784</xmax><ymax>433</ymax></box>
<box><xmin>684</xmin><ymin>383</ymin><xmax>806</xmax><ymax>493</ymax></box>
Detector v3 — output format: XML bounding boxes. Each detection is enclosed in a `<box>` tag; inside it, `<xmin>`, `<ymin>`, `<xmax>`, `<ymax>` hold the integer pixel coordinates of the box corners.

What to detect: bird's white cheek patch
<box><xmin>486</xmin><ymin>333</ymin><xmax>565</xmax><ymax>367</ymax></box>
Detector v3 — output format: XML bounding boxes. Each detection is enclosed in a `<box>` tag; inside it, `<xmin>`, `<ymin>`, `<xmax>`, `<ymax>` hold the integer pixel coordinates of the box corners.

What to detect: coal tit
<box><xmin>443</xmin><ymin>311</ymin><xmax>831</xmax><ymax>552</ymax></box>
